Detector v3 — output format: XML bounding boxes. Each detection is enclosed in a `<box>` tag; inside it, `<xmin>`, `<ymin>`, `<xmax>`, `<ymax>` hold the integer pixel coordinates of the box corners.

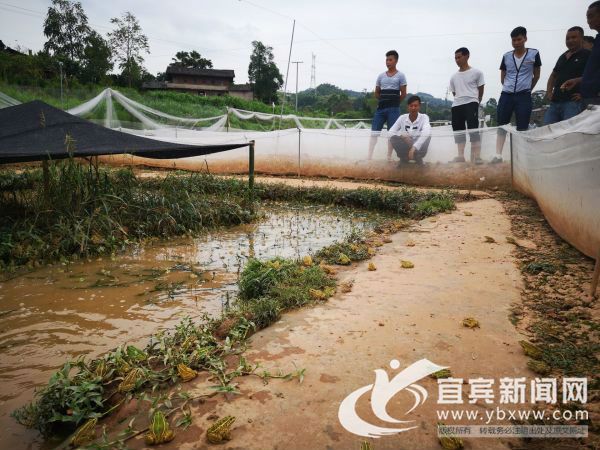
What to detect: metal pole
<box><xmin>509</xmin><ymin>131</ymin><xmax>514</xmax><ymax>188</ymax></box>
<box><xmin>248</xmin><ymin>140</ymin><xmax>255</xmax><ymax>211</ymax></box>
<box><xmin>297</xmin><ymin>128</ymin><xmax>301</xmax><ymax>178</ymax></box>
<box><xmin>279</xmin><ymin>20</ymin><xmax>295</xmax><ymax>130</ymax></box>
<box><xmin>59</xmin><ymin>62</ymin><xmax>64</xmax><ymax>109</ymax></box>
<box><xmin>291</xmin><ymin>61</ymin><xmax>303</xmax><ymax>112</ymax></box>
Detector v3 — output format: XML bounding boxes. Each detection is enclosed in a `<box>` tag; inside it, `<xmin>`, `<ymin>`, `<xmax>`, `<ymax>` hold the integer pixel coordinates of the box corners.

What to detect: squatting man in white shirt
<box><xmin>449</xmin><ymin>47</ymin><xmax>485</xmax><ymax>164</ymax></box>
<box><xmin>388</xmin><ymin>95</ymin><xmax>432</xmax><ymax>165</ymax></box>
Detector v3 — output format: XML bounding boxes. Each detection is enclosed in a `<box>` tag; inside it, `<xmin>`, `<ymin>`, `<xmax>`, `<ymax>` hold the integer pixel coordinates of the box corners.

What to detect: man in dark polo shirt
<box><xmin>544</xmin><ymin>26</ymin><xmax>590</xmax><ymax>124</ymax></box>
<box><xmin>562</xmin><ymin>1</ymin><xmax>600</xmax><ymax>106</ymax></box>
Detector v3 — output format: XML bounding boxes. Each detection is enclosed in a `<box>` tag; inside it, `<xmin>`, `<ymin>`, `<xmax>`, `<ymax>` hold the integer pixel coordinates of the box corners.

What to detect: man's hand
<box><xmin>544</xmin><ymin>90</ymin><xmax>553</xmax><ymax>101</ymax></box>
<box><xmin>408</xmin><ymin>147</ymin><xmax>416</xmax><ymax>160</ymax></box>
<box><xmin>571</xmin><ymin>93</ymin><xmax>582</xmax><ymax>102</ymax></box>
<box><xmin>561</xmin><ymin>78</ymin><xmax>581</xmax><ymax>91</ymax></box>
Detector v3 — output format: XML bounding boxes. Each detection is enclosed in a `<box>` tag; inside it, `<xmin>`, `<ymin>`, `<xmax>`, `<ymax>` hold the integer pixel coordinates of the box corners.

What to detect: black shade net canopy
<box><xmin>0</xmin><ymin>101</ymin><xmax>249</xmax><ymax>164</ymax></box>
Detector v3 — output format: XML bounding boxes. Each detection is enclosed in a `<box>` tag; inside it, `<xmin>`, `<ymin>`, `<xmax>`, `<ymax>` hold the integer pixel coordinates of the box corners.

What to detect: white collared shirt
<box><xmin>388</xmin><ymin>112</ymin><xmax>432</xmax><ymax>151</ymax></box>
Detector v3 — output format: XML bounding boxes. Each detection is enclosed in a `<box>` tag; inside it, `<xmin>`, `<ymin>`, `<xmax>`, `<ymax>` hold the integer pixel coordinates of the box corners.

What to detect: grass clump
<box><xmin>523</xmin><ymin>260</ymin><xmax>559</xmax><ymax>274</ymax></box>
<box><xmin>239</xmin><ymin>257</ymin><xmax>336</xmax><ymax>311</ymax></box>
<box><xmin>314</xmin><ymin>230</ymin><xmax>370</xmax><ymax>265</ymax></box>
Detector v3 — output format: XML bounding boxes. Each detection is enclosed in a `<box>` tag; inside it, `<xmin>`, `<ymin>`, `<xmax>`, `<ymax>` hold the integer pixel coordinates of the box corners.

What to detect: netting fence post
<box><xmin>248</xmin><ymin>140</ymin><xmax>255</xmax><ymax>213</ymax></box>
<box><xmin>297</xmin><ymin>127</ymin><xmax>301</xmax><ymax>178</ymax></box>
<box><xmin>509</xmin><ymin>131</ymin><xmax>514</xmax><ymax>188</ymax></box>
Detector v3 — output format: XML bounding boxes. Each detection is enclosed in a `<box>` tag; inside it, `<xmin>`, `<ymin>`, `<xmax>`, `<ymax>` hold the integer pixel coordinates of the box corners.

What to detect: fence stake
<box><xmin>248</xmin><ymin>140</ymin><xmax>255</xmax><ymax>212</ymax></box>
<box><xmin>509</xmin><ymin>131</ymin><xmax>514</xmax><ymax>188</ymax></box>
<box><xmin>297</xmin><ymin>127</ymin><xmax>301</xmax><ymax>178</ymax></box>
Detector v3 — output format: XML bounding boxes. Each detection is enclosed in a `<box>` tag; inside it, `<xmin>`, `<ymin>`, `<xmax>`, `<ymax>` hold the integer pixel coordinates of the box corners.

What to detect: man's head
<box><xmin>566</xmin><ymin>26</ymin><xmax>584</xmax><ymax>51</ymax></box>
<box><xmin>454</xmin><ymin>47</ymin><xmax>470</xmax><ymax>68</ymax></box>
<box><xmin>385</xmin><ymin>50</ymin><xmax>398</xmax><ymax>70</ymax></box>
<box><xmin>510</xmin><ymin>26</ymin><xmax>527</xmax><ymax>50</ymax></box>
<box><xmin>407</xmin><ymin>95</ymin><xmax>421</xmax><ymax>115</ymax></box>
<box><xmin>587</xmin><ymin>1</ymin><xmax>600</xmax><ymax>32</ymax></box>
<box><xmin>583</xmin><ymin>35</ymin><xmax>595</xmax><ymax>49</ymax></box>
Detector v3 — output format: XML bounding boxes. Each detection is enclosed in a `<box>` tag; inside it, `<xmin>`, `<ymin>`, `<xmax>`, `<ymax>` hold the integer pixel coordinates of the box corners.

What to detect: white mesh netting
<box><xmin>2</xmin><ymin>88</ymin><xmax>598</xmax><ymax>258</ymax></box>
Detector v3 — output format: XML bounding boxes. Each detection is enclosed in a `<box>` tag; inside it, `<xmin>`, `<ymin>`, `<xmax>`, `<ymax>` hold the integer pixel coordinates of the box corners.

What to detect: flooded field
<box><xmin>0</xmin><ymin>202</ymin><xmax>383</xmax><ymax>449</ymax></box>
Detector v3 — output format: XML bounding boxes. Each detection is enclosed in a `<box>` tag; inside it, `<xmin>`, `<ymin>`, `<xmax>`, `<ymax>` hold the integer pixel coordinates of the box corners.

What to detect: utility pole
<box><xmin>59</xmin><ymin>61</ymin><xmax>64</xmax><ymax>109</ymax></box>
<box><xmin>310</xmin><ymin>53</ymin><xmax>316</xmax><ymax>91</ymax></box>
<box><xmin>291</xmin><ymin>61</ymin><xmax>303</xmax><ymax>112</ymax></box>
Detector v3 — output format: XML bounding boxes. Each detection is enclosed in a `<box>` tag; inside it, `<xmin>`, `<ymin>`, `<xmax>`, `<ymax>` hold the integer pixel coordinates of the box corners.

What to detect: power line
<box><xmin>294</xmin><ymin>28</ymin><xmax>568</xmax><ymax>43</ymax></box>
<box><xmin>310</xmin><ymin>53</ymin><xmax>316</xmax><ymax>90</ymax></box>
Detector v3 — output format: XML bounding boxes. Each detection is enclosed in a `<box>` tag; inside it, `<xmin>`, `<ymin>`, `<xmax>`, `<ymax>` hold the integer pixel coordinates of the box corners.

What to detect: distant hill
<box><xmin>293</xmin><ymin>83</ymin><xmax>452</xmax><ymax>120</ymax></box>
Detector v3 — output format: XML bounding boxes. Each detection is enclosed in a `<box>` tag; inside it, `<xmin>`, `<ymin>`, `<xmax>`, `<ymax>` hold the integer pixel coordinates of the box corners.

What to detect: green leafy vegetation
<box><xmin>150</xmin><ymin>172</ymin><xmax>457</xmax><ymax>219</ymax></box>
<box><xmin>0</xmin><ymin>162</ymin><xmax>254</xmax><ymax>273</ymax></box>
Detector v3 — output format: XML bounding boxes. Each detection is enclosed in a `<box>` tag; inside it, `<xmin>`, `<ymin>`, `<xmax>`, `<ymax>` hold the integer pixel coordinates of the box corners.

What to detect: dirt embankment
<box><xmin>100</xmin><ymin>154</ymin><xmax>512</xmax><ymax>190</ymax></box>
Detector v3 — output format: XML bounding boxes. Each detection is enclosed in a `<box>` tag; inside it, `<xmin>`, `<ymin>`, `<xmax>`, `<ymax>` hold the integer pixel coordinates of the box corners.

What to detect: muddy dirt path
<box><xmin>134</xmin><ymin>197</ymin><xmax>532</xmax><ymax>450</ymax></box>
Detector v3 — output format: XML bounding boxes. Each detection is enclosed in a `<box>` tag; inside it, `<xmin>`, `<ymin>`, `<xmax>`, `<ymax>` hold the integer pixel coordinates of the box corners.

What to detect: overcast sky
<box><xmin>0</xmin><ymin>0</ymin><xmax>594</xmax><ymax>102</ymax></box>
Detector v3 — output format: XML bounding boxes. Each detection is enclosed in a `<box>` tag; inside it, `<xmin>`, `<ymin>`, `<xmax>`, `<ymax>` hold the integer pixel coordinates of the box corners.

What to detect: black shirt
<box><xmin>581</xmin><ymin>34</ymin><xmax>600</xmax><ymax>99</ymax></box>
<box><xmin>551</xmin><ymin>48</ymin><xmax>591</xmax><ymax>102</ymax></box>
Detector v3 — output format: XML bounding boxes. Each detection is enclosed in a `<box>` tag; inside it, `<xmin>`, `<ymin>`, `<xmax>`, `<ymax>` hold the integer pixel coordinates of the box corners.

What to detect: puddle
<box><xmin>0</xmin><ymin>202</ymin><xmax>383</xmax><ymax>448</ymax></box>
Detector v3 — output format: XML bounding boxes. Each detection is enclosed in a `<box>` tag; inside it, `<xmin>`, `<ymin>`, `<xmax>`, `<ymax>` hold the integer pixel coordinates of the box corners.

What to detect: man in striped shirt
<box><xmin>367</xmin><ymin>50</ymin><xmax>407</xmax><ymax>161</ymax></box>
<box><xmin>493</xmin><ymin>26</ymin><xmax>541</xmax><ymax>164</ymax></box>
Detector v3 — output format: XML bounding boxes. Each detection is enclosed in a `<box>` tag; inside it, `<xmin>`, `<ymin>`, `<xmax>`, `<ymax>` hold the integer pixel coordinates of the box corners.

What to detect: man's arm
<box><xmin>399</xmin><ymin>85</ymin><xmax>407</xmax><ymax>103</ymax></box>
<box><xmin>561</xmin><ymin>77</ymin><xmax>582</xmax><ymax>91</ymax></box>
<box><xmin>500</xmin><ymin>70</ymin><xmax>506</xmax><ymax>86</ymax></box>
<box><xmin>413</xmin><ymin>116</ymin><xmax>432</xmax><ymax>151</ymax></box>
<box><xmin>375</xmin><ymin>86</ymin><xmax>381</xmax><ymax>99</ymax></box>
<box><xmin>545</xmin><ymin>71</ymin><xmax>556</xmax><ymax>100</ymax></box>
<box><xmin>531</xmin><ymin>66</ymin><xmax>541</xmax><ymax>90</ymax></box>
<box><xmin>478</xmin><ymin>85</ymin><xmax>484</xmax><ymax>103</ymax></box>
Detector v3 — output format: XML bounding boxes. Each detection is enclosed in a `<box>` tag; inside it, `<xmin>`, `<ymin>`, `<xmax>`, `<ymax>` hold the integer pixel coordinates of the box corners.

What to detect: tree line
<box><xmin>2</xmin><ymin>0</ymin><xmax>553</xmax><ymax>120</ymax></box>
<box><xmin>0</xmin><ymin>0</ymin><xmax>285</xmax><ymax>102</ymax></box>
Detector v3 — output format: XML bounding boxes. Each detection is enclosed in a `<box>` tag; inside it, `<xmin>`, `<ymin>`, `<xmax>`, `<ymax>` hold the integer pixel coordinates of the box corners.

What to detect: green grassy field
<box><xmin>0</xmin><ymin>84</ymin><xmax>338</xmax><ymax>130</ymax></box>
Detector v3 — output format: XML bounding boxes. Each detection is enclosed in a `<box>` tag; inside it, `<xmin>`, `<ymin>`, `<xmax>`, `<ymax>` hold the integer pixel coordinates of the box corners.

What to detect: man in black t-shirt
<box><xmin>544</xmin><ymin>26</ymin><xmax>591</xmax><ymax>124</ymax></box>
<box><xmin>561</xmin><ymin>1</ymin><xmax>600</xmax><ymax>106</ymax></box>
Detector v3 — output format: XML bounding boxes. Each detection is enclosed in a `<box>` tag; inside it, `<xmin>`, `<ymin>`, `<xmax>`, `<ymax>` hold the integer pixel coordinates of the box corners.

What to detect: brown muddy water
<box><xmin>0</xmin><ymin>203</ymin><xmax>383</xmax><ymax>449</ymax></box>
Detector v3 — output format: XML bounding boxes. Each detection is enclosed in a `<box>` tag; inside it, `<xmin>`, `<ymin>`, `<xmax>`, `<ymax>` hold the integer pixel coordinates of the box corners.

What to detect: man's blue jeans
<box><xmin>543</xmin><ymin>101</ymin><xmax>583</xmax><ymax>125</ymax></box>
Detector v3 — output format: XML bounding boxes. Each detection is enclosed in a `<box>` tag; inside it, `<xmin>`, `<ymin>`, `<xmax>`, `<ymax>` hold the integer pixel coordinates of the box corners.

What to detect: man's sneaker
<box><xmin>490</xmin><ymin>156</ymin><xmax>503</xmax><ymax>164</ymax></box>
<box><xmin>449</xmin><ymin>156</ymin><xmax>466</xmax><ymax>163</ymax></box>
<box><xmin>473</xmin><ymin>157</ymin><xmax>484</xmax><ymax>165</ymax></box>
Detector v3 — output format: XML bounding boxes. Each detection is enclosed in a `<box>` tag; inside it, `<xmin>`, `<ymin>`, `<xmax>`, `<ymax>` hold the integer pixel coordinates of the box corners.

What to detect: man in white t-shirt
<box><xmin>388</xmin><ymin>95</ymin><xmax>431</xmax><ymax>165</ymax></box>
<box><xmin>449</xmin><ymin>47</ymin><xmax>485</xmax><ymax>164</ymax></box>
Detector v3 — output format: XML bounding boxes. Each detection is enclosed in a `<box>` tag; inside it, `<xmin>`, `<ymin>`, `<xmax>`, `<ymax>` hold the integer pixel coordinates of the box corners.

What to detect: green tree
<box><xmin>80</xmin><ymin>31</ymin><xmax>112</xmax><ymax>84</ymax></box>
<box><xmin>248</xmin><ymin>41</ymin><xmax>283</xmax><ymax>104</ymax></box>
<box><xmin>484</xmin><ymin>97</ymin><xmax>498</xmax><ymax>126</ymax></box>
<box><xmin>108</xmin><ymin>12</ymin><xmax>149</xmax><ymax>88</ymax></box>
<box><xmin>171</xmin><ymin>50</ymin><xmax>212</xmax><ymax>69</ymax></box>
<box><xmin>43</xmin><ymin>0</ymin><xmax>90</xmax><ymax>77</ymax></box>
